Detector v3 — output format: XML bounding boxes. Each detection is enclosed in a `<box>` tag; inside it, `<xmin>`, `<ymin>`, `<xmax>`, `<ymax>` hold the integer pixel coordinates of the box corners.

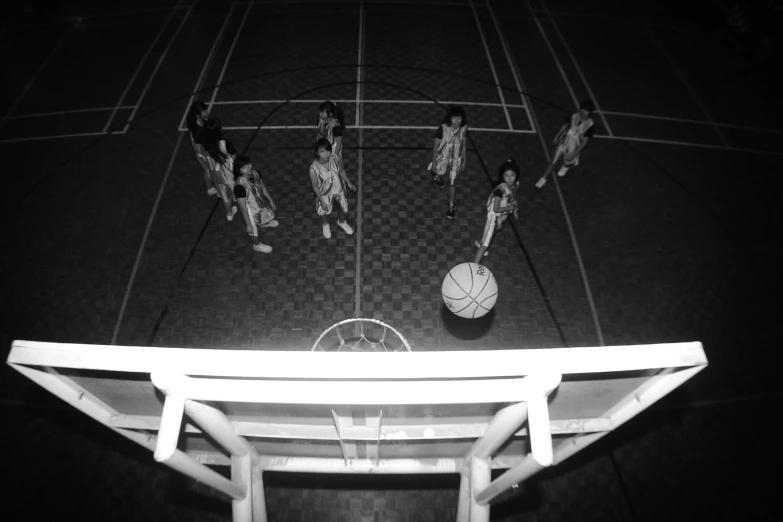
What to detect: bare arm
<box><xmin>339</xmin><ymin>164</ymin><xmax>355</xmax><ymax>191</ymax></box>
<box><xmin>236</xmin><ymin>197</ymin><xmax>253</xmax><ymax>234</ymax></box>
<box><xmin>459</xmin><ymin>129</ymin><xmax>468</xmax><ymax>171</ymax></box>
<box><xmin>432</xmin><ymin>138</ymin><xmax>441</xmax><ymax>167</ymax></box>
<box><xmin>492</xmin><ymin>196</ymin><xmax>517</xmax><ymax>214</ymax></box>
<box><xmin>310</xmin><ymin>167</ymin><xmax>328</xmax><ymax>209</ymax></box>
<box><xmin>553</xmin><ymin>124</ymin><xmax>568</xmax><ymax>144</ymax></box>
<box><xmin>332</xmin><ymin>136</ymin><xmax>343</xmax><ymax>158</ymax></box>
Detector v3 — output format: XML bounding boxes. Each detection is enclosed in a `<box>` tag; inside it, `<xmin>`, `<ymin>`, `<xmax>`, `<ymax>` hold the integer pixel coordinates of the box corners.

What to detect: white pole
<box><xmin>471</xmin><ymin>402</ymin><xmax>528</xmax><ymax>459</ymax></box>
<box><xmin>185</xmin><ymin>400</ymin><xmax>261</xmax><ymax>466</ymax></box>
<box><xmin>527</xmin><ymin>395</ymin><xmax>554</xmax><ymax>466</ymax></box>
<box><xmin>456</xmin><ymin>466</ymin><xmax>471</xmax><ymax>522</ymax></box>
<box><xmin>232</xmin><ymin>454</ymin><xmax>253</xmax><ymax>522</ymax></box>
<box><xmin>165</xmin><ymin>449</ymin><xmax>247</xmax><ymax>500</ymax></box>
<box><xmin>474</xmin><ymin>454</ymin><xmax>547</xmax><ymax>505</ymax></box>
<box><xmin>251</xmin><ymin>465</ymin><xmax>268</xmax><ymax>522</ymax></box>
<box><xmin>469</xmin><ymin>456</ymin><xmax>491</xmax><ymax>522</ymax></box>
<box><xmin>154</xmin><ymin>394</ymin><xmax>186</xmax><ymax>462</ymax></box>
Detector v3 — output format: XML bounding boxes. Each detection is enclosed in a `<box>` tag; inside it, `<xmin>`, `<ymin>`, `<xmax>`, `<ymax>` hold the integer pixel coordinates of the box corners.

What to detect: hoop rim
<box><xmin>310</xmin><ymin>318</ymin><xmax>413</xmax><ymax>352</ymax></box>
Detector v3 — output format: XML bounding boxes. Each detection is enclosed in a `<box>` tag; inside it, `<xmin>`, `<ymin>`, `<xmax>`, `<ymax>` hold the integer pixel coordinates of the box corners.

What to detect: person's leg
<box><xmin>558</xmin><ymin>154</ymin><xmax>578</xmax><ymax>177</ymax></box>
<box><xmin>536</xmin><ymin>145</ymin><xmax>564</xmax><ymax>188</ymax></box>
<box><xmin>336</xmin><ymin>195</ymin><xmax>353</xmax><ymax>234</ymax></box>
<box><xmin>318</xmin><ymin>196</ymin><xmax>333</xmax><ymax>238</ymax></box>
<box><xmin>248</xmin><ymin>219</ymin><xmax>272</xmax><ymax>253</ymax></box>
<box><xmin>473</xmin><ymin>214</ymin><xmax>495</xmax><ymax>261</ymax></box>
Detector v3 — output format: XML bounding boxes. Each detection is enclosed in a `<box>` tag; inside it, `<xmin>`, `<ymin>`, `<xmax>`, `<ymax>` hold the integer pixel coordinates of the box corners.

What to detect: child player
<box><xmin>317</xmin><ymin>101</ymin><xmax>356</xmax><ymax>195</ymax></box>
<box><xmin>474</xmin><ymin>159</ymin><xmax>520</xmax><ymax>263</ymax></box>
<box><xmin>428</xmin><ymin>105</ymin><xmax>468</xmax><ymax>219</ymax></box>
<box><xmin>310</xmin><ymin>138</ymin><xmax>356</xmax><ymax>239</ymax></box>
<box><xmin>233</xmin><ymin>155</ymin><xmax>278</xmax><ymax>254</ymax></box>
<box><xmin>535</xmin><ymin>99</ymin><xmax>595</xmax><ymax>188</ymax></box>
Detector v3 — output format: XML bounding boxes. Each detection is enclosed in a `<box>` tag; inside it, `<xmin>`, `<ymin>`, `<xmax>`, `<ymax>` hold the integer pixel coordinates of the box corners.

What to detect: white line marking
<box><xmin>104</xmin><ymin>0</ymin><xmax>184</xmax><ymax>133</ymax></box>
<box><xmin>600</xmin><ymin>110</ymin><xmax>783</xmax><ymax>135</ymax></box>
<box><xmin>355</xmin><ymin>1</ymin><xmax>365</xmax><ymax>320</ymax></box>
<box><xmin>111</xmin><ymin>132</ymin><xmax>186</xmax><ymax>345</ymax></box>
<box><xmin>0</xmin><ymin>131</ymin><xmax>117</xmax><ymax>144</ymax></box>
<box><xmin>539</xmin><ymin>0</ymin><xmax>613</xmax><ymax>136</ymax></box>
<box><xmin>486</xmin><ymin>0</ymin><xmax>536</xmax><ymax>134</ymax></box>
<box><xmin>491</xmin><ymin>0</ymin><xmax>605</xmax><ymax>347</ymax></box>
<box><xmin>469</xmin><ymin>0</ymin><xmax>513</xmax><ymax>130</ymax></box>
<box><xmin>645</xmin><ymin>27</ymin><xmax>728</xmax><ymax>146</ymax></box>
<box><xmin>201</xmin><ymin>125</ymin><xmax>536</xmax><ymax>133</ymax></box>
<box><xmin>596</xmin><ymin>134</ymin><xmax>783</xmax><ymax>156</ymax></box>
<box><xmin>524</xmin><ymin>0</ymin><xmax>578</xmax><ymax>109</ymax></box>
<box><xmin>123</xmin><ymin>2</ymin><xmax>199</xmax><ymax>132</ymax></box>
<box><xmin>207</xmin><ymin>0</ymin><xmax>255</xmax><ymax>110</ymax></box>
<box><xmin>210</xmin><ymin>99</ymin><xmax>527</xmax><ymax>108</ymax></box>
<box><xmin>0</xmin><ymin>19</ymin><xmax>78</xmax><ymax>131</ymax></box>
<box><xmin>4</xmin><ymin>106</ymin><xmax>135</xmax><ymax>120</ymax></box>
<box><xmin>178</xmin><ymin>0</ymin><xmax>239</xmax><ymax>131</ymax></box>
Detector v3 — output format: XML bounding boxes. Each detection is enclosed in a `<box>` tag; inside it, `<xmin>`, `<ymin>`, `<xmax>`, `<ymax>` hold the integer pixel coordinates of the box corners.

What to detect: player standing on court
<box><xmin>535</xmin><ymin>99</ymin><xmax>596</xmax><ymax>188</ymax></box>
<box><xmin>232</xmin><ymin>155</ymin><xmax>278</xmax><ymax>254</ymax></box>
<box><xmin>428</xmin><ymin>105</ymin><xmax>468</xmax><ymax>219</ymax></box>
<box><xmin>186</xmin><ymin>101</ymin><xmax>217</xmax><ymax>197</ymax></box>
<box><xmin>203</xmin><ymin>123</ymin><xmax>238</xmax><ymax>221</ymax></box>
<box><xmin>474</xmin><ymin>159</ymin><xmax>519</xmax><ymax>263</ymax></box>
<box><xmin>317</xmin><ymin>101</ymin><xmax>356</xmax><ymax>195</ymax></box>
<box><xmin>310</xmin><ymin>138</ymin><xmax>356</xmax><ymax>239</ymax></box>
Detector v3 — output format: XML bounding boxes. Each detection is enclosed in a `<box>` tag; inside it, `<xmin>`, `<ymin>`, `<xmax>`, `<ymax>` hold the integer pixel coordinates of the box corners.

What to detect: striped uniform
<box><xmin>478</xmin><ymin>182</ymin><xmax>516</xmax><ymax>248</ymax></box>
<box><xmin>236</xmin><ymin>170</ymin><xmax>274</xmax><ymax>237</ymax></box>
<box><xmin>429</xmin><ymin>124</ymin><xmax>467</xmax><ymax>183</ymax></box>
<box><xmin>311</xmin><ymin>156</ymin><xmax>348</xmax><ymax>216</ymax></box>
<box><xmin>205</xmin><ymin>153</ymin><xmax>235</xmax><ymax>205</ymax></box>
<box><xmin>554</xmin><ymin>112</ymin><xmax>594</xmax><ymax>166</ymax></box>
<box><xmin>187</xmin><ymin>119</ymin><xmax>215</xmax><ymax>191</ymax></box>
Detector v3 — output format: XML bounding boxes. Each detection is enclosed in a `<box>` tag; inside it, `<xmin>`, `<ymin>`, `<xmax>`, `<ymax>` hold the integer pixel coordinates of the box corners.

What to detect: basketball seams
<box><xmin>442</xmin><ymin>262</ymin><xmax>498</xmax><ymax>319</ymax></box>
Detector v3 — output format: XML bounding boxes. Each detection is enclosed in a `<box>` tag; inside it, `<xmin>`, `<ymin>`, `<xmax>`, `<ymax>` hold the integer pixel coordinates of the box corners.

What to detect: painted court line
<box><xmin>596</xmin><ymin>134</ymin><xmax>783</xmax><ymax>157</ymax></box>
<box><xmin>601</xmin><ymin>110</ymin><xmax>783</xmax><ymax>135</ymax></box>
<box><xmin>0</xmin><ymin>19</ymin><xmax>78</xmax><ymax>132</ymax></box>
<box><xmin>355</xmin><ymin>0</ymin><xmax>366</xmax><ymax>321</ymax></box>
<box><xmin>208</xmin><ymin>125</ymin><xmax>535</xmax><ymax>133</ymax></box>
<box><xmin>645</xmin><ymin>27</ymin><xmax>729</xmax><ymax>147</ymax></box>
<box><xmin>123</xmin><ymin>1</ymin><xmax>199</xmax><ymax>132</ymax></box>
<box><xmin>539</xmin><ymin>0</ymin><xmax>613</xmax><ymax>136</ymax></box>
<box><xmin>5</xmin><ymin>106</ymin><xmax>135</xmax><ymax>120</ymax></box>
<box><xmin>111</xmin><ymin>132</ymin><xmax>186</xmax><ymax>345</ymax></box>
<box><xmin>486</xmin><ymin>0</ymin><xmax>535</xmax><ymax>133</ymax></box>
<box><xmin>104</xmin><ymin>0</ymin><xmax>185</xmax><ymax>133</ymax></box>
<box><xmin>469</xmin><ymin>0</ymin><xmax>513</xmax><ymax>130</ymax></box>
<box><xmin>0</xmin><ymin>131</ymin><xmax>120</xmax><ymax>144</ymax></box>
<box><xmin>492</xmin><ymin>0</ymin><xmax>605</xmax><ymax>348</ymax></box>
<box><xmin>178</xmin><ymin>0</ymin><xmax>239</xmax><ymax>132</ymax></box>
<box><xmin>210</xmin><ymin>99</ymin><xmax>527</xmax><ymax>108</ymax></box>
<box><xmin>524</xmin><ymin>0</ymin><xmax>579</xmax><ymax>109</ymax></box>
<box><xmin>207</xmin><ymin>0</ymin><xmax>255</xmax><ymax>110</ymax></box>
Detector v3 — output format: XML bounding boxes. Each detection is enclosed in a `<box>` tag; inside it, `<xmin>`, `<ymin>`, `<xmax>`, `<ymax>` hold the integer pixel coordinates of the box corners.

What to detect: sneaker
<box><xmin>337</xmin><ymin>220</ymin><xmax>354</xmax><ymax>235</ymax></box>
<box><xmin>557</xmin><ymin>167</ymin><xmax>568</xmax><ymax>177</ymax></box>
<box><xmin>446</xmin><ymin>203</ymin><xmax>455</xmax><ymax>219</ymax></box>
<box><xmin>207</xmin><ymin>187</ymin><xmax>218</xmax><ymax>196</ymax></box>
<box><xmin>473</xmin><ymin>240</ymin><xmax>489</xmax><ymax>257</ymax></box>
<box><xmin>252</xmin><ymin>242</ymin><xmax>272</xmax><ymax>253</ymax></box>
<box><xmin>430</xmin><ymin>170</ymin><xmax>445</xmax><ymax>188</ymax></box>
<box><xmin>260</xmin><ymin>219</ymin><xmax>279</xmax><ymax>228</ymax></box>
<box><xmin>535</xmin><ymin>177</ymin><xmax>547</xmax><ymax>188</ymax></box>
<box><xmin>227</xmin><ymin>206</ymin><xmax>238</xmax><ymax>221</ymax></box>
<box><xmin>322</xmin><ymin>223</ymin><xmax>331</xmax><ymax>238</ymax></box>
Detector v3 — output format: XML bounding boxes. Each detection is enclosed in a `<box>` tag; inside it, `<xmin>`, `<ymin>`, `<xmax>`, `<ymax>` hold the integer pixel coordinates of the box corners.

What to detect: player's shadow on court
<box><xmin>440</xmin><ymin>304</ymin><xmax>495</xmax><ymax>340</ymax></box>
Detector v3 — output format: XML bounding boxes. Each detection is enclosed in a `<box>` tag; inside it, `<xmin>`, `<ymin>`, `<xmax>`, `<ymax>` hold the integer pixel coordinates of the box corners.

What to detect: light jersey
<box><xmin>563</xmin><ymin>113</ymin><xmax>594</xmax><ymax>149</ymax></box>
<box><xmin>237</xmin><ymin>170</ymin><xmax>267</xmax><ymax>215</ymax></box>
<box><xmin>437</xmin><ymin>124</ymin><xmax>466</xmax><ymax>159</ymax></box>
<box><xmin>311</xmin><ymin>156</ymin><xmax>342</xmax><ymax>196</ymax></box>
<box><xmin>317</xmin><ymin>118</ymin><xmax>342</xmax><ymax>159</ymax></box>
<box><xmin>206</xmin><ymin>154</ymin><xmax>234</xmax><ymax>186</ymax></box>
<box><xmin>486</xmin><ymin>182</ymin><xmax>516</xmax><ymax>216</ymax></box>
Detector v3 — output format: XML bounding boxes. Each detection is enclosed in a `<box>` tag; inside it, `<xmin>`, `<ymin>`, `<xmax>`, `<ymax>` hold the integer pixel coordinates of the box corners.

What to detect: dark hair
<box><xmin>186</xmin><ymin>101</ymin><xmax>208</xmax><ymax>135</ymax></box>
<box><xmin>498</xmin><ymin>158</ymin><xmax>520</xmax><ymax>184</ymax></box>
<box><xmin>233</xmin><ymin>155</ymin><xmax>251</xmax><ymax>180</ymax></box>
<box><xmin>580</xmin><ymin>99</ymin><xmax>595</xmax><ymax>113</ymax></box>
<box><xmin>318</xmin><ymin>100</ymin><xmax>345</xmax><ymax>128</ymax></box>
<box><xmin>201</xmin><ymin>118</ymin><xmax>225</xmax><ymax>144</ymax></box>
<box><xmin>204</xmin><ymin>141</ymin><xmax>227</xmax><ymax>165</ymax></box>
<box><xmin>314</xmin><ymin>137</ymin><xmax>333</xmax><ymax>154</ymax></box>
<box><xmin>442</xmin><ymin>105</ymin><xmax>467</xmax><ymax>127</ymax></box>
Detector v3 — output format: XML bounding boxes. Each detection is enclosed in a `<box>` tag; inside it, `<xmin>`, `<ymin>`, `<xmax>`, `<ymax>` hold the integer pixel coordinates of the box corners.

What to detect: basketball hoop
<box><xmin>311</xmin><ymin>318</ymin><xmax>413</xmax><ymax>352</ymax></box>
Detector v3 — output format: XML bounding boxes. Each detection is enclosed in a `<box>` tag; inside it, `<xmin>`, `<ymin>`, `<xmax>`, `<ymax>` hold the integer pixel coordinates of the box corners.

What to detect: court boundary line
<box><xmin>210</xmin><ymin>99</ymin><xmax>527</xmax><ymax>108</ymax></box>
<box><xmin>354</xmin><ymin>1</ymin><xmax>366</xmax><ymax>321</ymax></box>
<box><xmin>207</xmin><ymin>0</ymin><xmax>255</xmax><ymax>110</ymax></box>
<box><xmin>123</xmin><ymin>1</ymin><xmax>200</xmax><ymax>132</ymax></box>
<box><xmin>596</xmin><ymin>134</ymin><xmax>783</xmax><ymax>156</ymax></box>
<box><xmin>187</xmin><ymin>125</ymin><xmax>536</xmax><ymax>133</ymax></box>
<box><xmin>489</xmin><ymin>0</ymin><xmax>606</xmax><ymax>348</ymax></box>
<box><xmin>600</xmin><ymin>110</ymin><xmax>783</xmax><ymax>135</ymax></box>
<box><xmin>486</xmin><ymin>0</ymin><xmax>535</xmax><ymax>133</ymax></box>
<box><xmin>0</xmin><ymin>131</ymin><xmax>118</xmax><ymax>144</ymax></box>
<box><xmin>103</xmin><ymin>0</ymin><xmax>185</xmax><ymax>133</ymax></box>
<box><xmin>469</xmin><ymin>0</ymin><xmax>512</xmax><ymax>130</ymax></box>
<box><xmin>645</xmin><ymin>27</ymin><xmax>728</xmax><ymax>147</ymax></box>
<box><xmin>539</xmin><ymin>0</ymin><xmax>613</xmax><ymax>136</ymax></box>
<box><xmin>0</xmin><ymin>19</ymin><xmax>79</xmax><ymax>132</ymax></box>
<box><xmin>178</xmin><ymin>0</ymin><xmax>239</xmax><ymax>131</ymax></box>
<box><xmin>524</xmin><ymin>0</ymin><xmax>578</xmax><ymax>109</ymax></box>
<box><xmin>5</xmin><ymin>106</ymin><xmax>135</xmax><ymax>120</ymax></box>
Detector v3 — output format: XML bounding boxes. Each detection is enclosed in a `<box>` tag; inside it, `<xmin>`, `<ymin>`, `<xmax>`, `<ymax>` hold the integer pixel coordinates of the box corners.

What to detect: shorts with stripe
<box><xmin>316</xmin><ymin>191</ymin><xmax>349</xmax><ymax>216</ymax></box>
<box><xmin>479</xmin><ymin>212</ymin><xmax>506</xmax><ymax>248</ymax></box>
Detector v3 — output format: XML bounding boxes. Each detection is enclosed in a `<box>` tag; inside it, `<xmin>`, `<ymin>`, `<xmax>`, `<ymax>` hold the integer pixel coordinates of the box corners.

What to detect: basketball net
<box><xmin>311</xmin><ymin>318</ymin><xmax>412</xmax><ymax>352</ymax></box>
